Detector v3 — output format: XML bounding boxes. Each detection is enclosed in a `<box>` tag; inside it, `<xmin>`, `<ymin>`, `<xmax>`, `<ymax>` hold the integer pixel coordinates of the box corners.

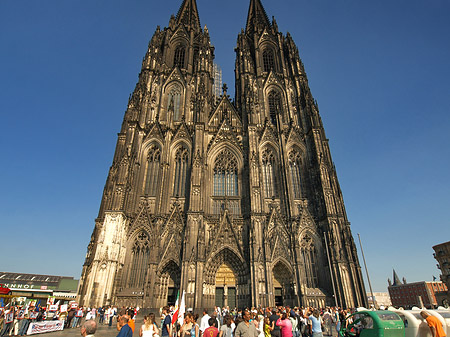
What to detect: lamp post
<box><xmin>131</xmin><ymin>291</ymin><xmax>144</xmax><ymax>309</ymax></box>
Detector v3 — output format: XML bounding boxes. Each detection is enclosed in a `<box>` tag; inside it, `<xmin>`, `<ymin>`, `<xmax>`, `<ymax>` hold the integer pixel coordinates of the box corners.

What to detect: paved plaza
<box><xmin>42</xmin><ymin>317</ymin><xmax>145</xmax><ymax>337</ymax></box>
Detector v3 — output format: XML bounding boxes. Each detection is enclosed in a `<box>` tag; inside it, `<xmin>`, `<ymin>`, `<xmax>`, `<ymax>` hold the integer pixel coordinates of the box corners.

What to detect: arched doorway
<box><xmin>272</xmin><ymin>261</ymin><xmax>296</xmax><ymax>307</ymax></box>
<box><xmin>204</xmin><ymin>247</ymin><xmax>250</xmax><ymax>309</ymax></box>
<box><xmin>215</xmin><ymin>264</ymin><xmax>236</xmax><ymax>308</ymax></box>
<box><xmin>157</xmin><ymin>260</ymin><xmax>181</xmax><ymax>307</ymax></box>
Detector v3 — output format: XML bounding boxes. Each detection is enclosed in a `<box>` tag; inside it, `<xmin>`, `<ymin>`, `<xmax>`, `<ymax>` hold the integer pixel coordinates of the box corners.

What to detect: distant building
<box><xmin>433</xmin><ymin>240</ymin><xmax>450</xmax><ymax>306</ymax></box>
<box><xmin>367</xmin><ymin>292</ymin><xmax>391</xmax><ymax>308</ymax></box>
<box><xmin>388</xmin><ymin>269</ymin><xmax>448</xmax><ymax>308</ymax></box>
<box><xmin>0</xmin><ymin>272</ymin><xmax>78</xmax><ymax>301</ymax></box>
<box><xmin>212</xmin><ymin>63</ymin><xmax>222</xmax><ymax>99</ymax></box>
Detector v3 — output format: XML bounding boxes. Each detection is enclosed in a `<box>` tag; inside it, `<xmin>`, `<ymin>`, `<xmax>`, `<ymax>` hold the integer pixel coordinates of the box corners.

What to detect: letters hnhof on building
<box><xmin>77</xmin><ymin>0</ymin><xmax>368</xmax><ymax>310</ymax></box>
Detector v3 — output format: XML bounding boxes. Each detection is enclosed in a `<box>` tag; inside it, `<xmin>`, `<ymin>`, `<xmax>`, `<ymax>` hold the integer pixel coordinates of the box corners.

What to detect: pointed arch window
<box><xmin>289</xmin><ymin>151</ymin><xmax>302</xmax><ymax>199</ymax></box>
<box><xmin>128</xmin><ymin>231</ymin><xmax>150</xmax><ymax>288</ymax></box>
<box><xmin>144</xmin><ymin>144</ymin><xmax>161</xmax><ymax>196</ymax></box>
<box><xmin>262</xmin><ymin>48</ymin><xmax>275</xmax><ymax>72</ymax></box>
<box><xmin>301</xmin><ymin>235</ymin><xmax>319</xmax><ymax>288</ymax></box>
<box><xmin>173</xmin><ymin>146</ymin><xmax>189</xmax><ymax>197</ymax></box>
<box><xmin>262</xmin><ymin>148</ymin><xmax>278</xmax><ymax>198</ymax></box>
<box><xmin>268</xmin><ymin>91</ymin><xmax>282</xmax><ymax>125</ymax></box>
<box><xmin>168</xmin><ymin>87</ymin><xmax>182</xmax><ymax>122</ymax></box>
<box><xmin>213</xmin><ymin>149</ymin><xmax>238</xmax><ymax>196</ymax></box>
<box><xmin>174</xmin><ymin>45</ymin><xmax>186</xmax><ymax>69</ymax></box>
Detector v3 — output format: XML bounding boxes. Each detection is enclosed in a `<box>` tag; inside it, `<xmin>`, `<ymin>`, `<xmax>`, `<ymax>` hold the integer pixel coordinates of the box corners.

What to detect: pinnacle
<box><xmin>176</xmin><ymin>0</ymin><xmax>201</xmax><ymax>31</ymax></box>
<box><xmin>245</xmin><ymin>0</ymin><xmax>271</xmax><ymax>35</ymax></box>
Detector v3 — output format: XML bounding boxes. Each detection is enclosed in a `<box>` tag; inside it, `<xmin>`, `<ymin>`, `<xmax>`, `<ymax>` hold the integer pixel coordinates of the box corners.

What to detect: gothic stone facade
<box><xmin>78</xmin><ymin>0</ymin><xmax>367</xmax><ymax>310</ymax></box>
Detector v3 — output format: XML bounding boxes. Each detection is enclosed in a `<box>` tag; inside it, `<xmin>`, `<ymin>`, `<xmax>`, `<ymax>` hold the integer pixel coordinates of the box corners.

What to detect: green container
<box><xmin>339</xmin><ymin>310</ymin><xmax>405</xmax><ymax>337</ymax></box>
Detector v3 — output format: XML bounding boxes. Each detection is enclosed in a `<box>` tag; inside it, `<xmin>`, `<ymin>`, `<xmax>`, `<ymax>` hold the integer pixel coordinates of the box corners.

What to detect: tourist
<box><xmin>420</xmin><ymin>311</ymin><xmax>446</xmax><ymax>337</ymax></box>
<box><xmin>140</xmin><ymin>313</ymin><xmax>159</xmax><ymax>337</ymax></box>
<box><xmin>219</xmin><ymin>316</ymin><xmax>234</xmax><ymax>337</ymax></box>
<box><xmin>234</xmin><ymin>310</ymin><xmax>258</xmax><ymax>337</ymax></box>
<box><xmin>276</xmin><ymin>312</ymin><xmax>292</xmax><ymax>337</ymax></box>
<box><xmin>191</xmin><ymin>314</ymin><xmax>200</xmax><ymax>337</ymax></box>
<box><xmin>127</xmin><ymin>308</ymin><xmax>136</xmax><ymax>333</ymax></box>
<box><xmin>81</xmin><ymin>319</ymin><xmax>97</xmax><ymax>337</ymax></box>
<box><xmin>180</xmin><ymin>313</ymin><xmax>193</xmax><ymax>337</ymax></box>
<box><xmin>305</xmin><ymin>310</ymin><xmax>322</xmax><ymax>337</ymax></box>
<box><xmin>161</xmin><ymin>306</ymin><xmax>173</xmax><ymax>337</ymax></box>
<box><xmin>256</xmin><ymin>315</ymin><xmax>264</xmax><ymax>337</ymax></box>
<box><xmin>200</xmin><ymin>309</ymin><xmax>211</xmax><ymax>335</ymax></box>
<box><xmin>264</xmin><ymin>317</ymin><xmax>272</xmax><ymax>337</ymax></box>
<box><xmin>204</xmin><ymin>317</ymin><xmax>220</xmax><ymax>337</ymax></box>
<box><xmin>269</xmin><ymin>309</ymin><xmax>281</xmax><ymax>337</ymax></box>
<box><xmin>288</xmin><ymin>311</ymin><xmax>298</xmax><ymax>337</ymax></box>
<box><xmin>117</xmin><ymin>316</ymin><xmax>133</xmax><ymax>337</ymax></box>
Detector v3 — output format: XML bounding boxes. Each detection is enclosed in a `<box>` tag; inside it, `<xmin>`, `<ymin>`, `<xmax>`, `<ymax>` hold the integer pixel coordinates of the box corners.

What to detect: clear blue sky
<box><xmin>1</xmin><ymin>0</ymin><xmax>449</xmax><ymax>293</ymax></box>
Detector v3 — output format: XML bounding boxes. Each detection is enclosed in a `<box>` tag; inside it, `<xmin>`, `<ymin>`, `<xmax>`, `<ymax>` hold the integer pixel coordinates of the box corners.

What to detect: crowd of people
<box><xmin>1</xmin><ymin>302</ymin><xmax>447</xmax><ymax>337</ymax></box>
<box><xmin>136</xmin><ymin>306</ymin><xmax>352</xmax><ymax>337</ymax></box>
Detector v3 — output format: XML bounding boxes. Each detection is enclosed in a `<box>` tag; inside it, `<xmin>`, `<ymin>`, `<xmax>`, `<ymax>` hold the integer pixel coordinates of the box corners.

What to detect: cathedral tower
<box><xmin>78</xmin><ymin>0</ymin><xmax>367</xmax><ymax>309</ymax></box>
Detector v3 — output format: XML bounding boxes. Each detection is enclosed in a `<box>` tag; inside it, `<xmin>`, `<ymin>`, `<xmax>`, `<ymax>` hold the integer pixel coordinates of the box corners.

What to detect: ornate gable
<box><xmin>207</xmin><ymin>118</ymin><xmax>243</xmax><ymax>152</ymax></box>
<box><xmin>159</xmin><ymin>204</ymin><xmax>185</xmax><ymax>263</ymax></box>
<box><xmin>144</xmin><ymin>121</ymin><xmax>165</xmax><ymax>143</ymax></box>
<box><xmin>172</xmin><ymin>121</ymin><xmax>192</xmax><ymax>145</ymax></box>
<box><xmin>264</xmin><ymin>70</ymin><xmax>283</xmax><ymax>89</ymax></box>
<box><xmin>208</xmin><ymin>95</ymin><xmax>242</xmax><ymax>129</ymax></box>
<box><xmin>127</xmin><ymin>199</ymin><xmax>156</xmax><ymax>239</ymax></box>
<box><xmin>265</xmin><ymin>207</ymin><xmax>290</xmax><ymax>240</ymax></box>
<box><xmin>286</xmin><ymin>126</ymin><xmax>305</xmax><ymax>147</ymax></box>
<box><xmin>259</xmin><ymin>120</ymin><xmax>279</xmax><ymax>146</ymax></box>
<box><xmin>163</xmin><ymin>67</ymin><xmax>186</xmax><ymax>88</ymax></box>
<box><xmin>162</xmin><ymin>203</ymin><xmax>185</xmax><ymax>238</ymax></box>
<box><xmin>208</xmin><ymin>211</ymin><xmax>244</xmax><ymax>258</ymax></box>
<box><xmin>258</xmin><ymin>26</ymin><xmax>277</xmax><ymax>45</ymax></box>
<box><xmin>265</xmin><ymin>209</ymin><xmax>292</xmax><ymax>261</ymax></box>
<box><xmin>170</xmin><ymin>25</ymin><xmax>189</xmax><ymax>42</ymax></box>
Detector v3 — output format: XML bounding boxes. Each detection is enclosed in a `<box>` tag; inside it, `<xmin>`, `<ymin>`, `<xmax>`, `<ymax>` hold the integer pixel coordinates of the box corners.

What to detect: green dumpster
<box><xmin>339</xmin><ymin>310</ymin><xmax>405</xmax><ymax>337</ymax></box>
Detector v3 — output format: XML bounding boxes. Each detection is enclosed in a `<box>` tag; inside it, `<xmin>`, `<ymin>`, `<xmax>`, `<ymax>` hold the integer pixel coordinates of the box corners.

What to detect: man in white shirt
<box><xmin>200</xmin><ymin>309</ymin><xmax>211</xmax><ymax>335</ymax></box>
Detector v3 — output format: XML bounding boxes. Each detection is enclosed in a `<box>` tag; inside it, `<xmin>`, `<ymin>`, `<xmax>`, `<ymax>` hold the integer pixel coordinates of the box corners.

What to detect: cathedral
<box><xmin>77</xmin><ymin>0</ymin><xmax>367</xmax><ymax>310</ymax></box>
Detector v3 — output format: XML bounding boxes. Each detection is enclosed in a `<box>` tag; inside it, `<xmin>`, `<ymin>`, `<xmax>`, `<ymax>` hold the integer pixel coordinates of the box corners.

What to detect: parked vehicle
<box><xmin>0</xmin><ymin>284</ymin><xmax>11</xmax><ymax>295</ymax></box>
<box><xmin>339</xmin><ymin>310</ymin><xmax>405</xmax><ymax>337</ymax></box>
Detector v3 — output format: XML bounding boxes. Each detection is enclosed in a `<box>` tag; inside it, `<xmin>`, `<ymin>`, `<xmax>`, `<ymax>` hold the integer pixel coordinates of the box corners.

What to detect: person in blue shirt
<box><xmin>117</xmin><ymin>316</ymin><xmax>133</xmax><ymax>337</ymax></box>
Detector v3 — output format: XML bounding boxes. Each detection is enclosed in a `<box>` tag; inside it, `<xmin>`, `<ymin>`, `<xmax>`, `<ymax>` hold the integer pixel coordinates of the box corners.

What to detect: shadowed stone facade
<box><xmin>77</xmin><ymin>0</ymin><xmax>367</xmax><ymax>310</ymax></box>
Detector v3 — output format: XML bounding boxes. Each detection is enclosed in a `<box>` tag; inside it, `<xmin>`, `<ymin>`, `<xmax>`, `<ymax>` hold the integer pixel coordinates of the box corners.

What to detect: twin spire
<box><xmin>176</xmin><ymin>0</ymin><xmax>201</xmax><ymax>31</ymax></box>
<box><xmin>175</xmin><ymin>0</ymin><xmax>271</xmax><ymax>35</ymax></box>
<box><xmin>246</xmin><ymin>0</ymin><xmax>271</xmax><ymax>35</ymax></box>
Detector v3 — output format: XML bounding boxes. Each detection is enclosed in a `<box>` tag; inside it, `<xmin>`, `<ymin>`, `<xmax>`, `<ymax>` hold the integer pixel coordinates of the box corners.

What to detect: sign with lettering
<box><xmin>27</xmin><ymin>320</ymin><xmax>64</xmax><ymax>335</ymax></box>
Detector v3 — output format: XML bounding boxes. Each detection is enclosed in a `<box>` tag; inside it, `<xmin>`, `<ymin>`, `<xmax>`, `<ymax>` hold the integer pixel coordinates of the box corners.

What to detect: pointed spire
<box><xmin>393</xmin><ymin>269</ymin><xmax>401</xmax><ymax>286</ymax></box>
<box><xmin>176</xmin><ymin>0</ymin><xmax>201</xmax><ymax>32</ymax></box>
<box><xmin>246</xmin><ymin>0</ymin><xmax>271</xmax><ymax>35</ymax></box>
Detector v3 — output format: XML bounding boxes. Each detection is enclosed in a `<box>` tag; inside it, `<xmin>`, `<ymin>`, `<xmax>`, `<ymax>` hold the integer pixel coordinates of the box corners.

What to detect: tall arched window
<box><xmin>262</xmin><ymin>48</ymin><xmax>275</xmax><ymax>72</ymax></box>
<box><xmin>168</xmin><ymin>87</ymin><xmax>182</xmax><ymax>121</ymax></box>
<box><xmin>301</xmin><ymin>235</ymin><xmax>319</xmax><ymax>288</ymax></box>
<box><xmin>268</xmin><ymin>91</ymin><xmax>282</xmax><ymax>125</ymax></box>
<box><xmin>128</xmin><ymin>231</ymin><xmax>150</xmax><ymax>288</ymax></box>
<box><xmin>173</xmin><ymin>146</ymin><xmax>189</xmax><ymax>197</ymax></box>
<box><xmin>213</xmin><ymin>149</ymin><xmax>238</xmax><ymax>196</ymax></box>
<box><xmin>289</xmin><ymin>150</ymin><xmax>302</xmax><ymax>199</ymax></box>
<box><xmin>174</xmin><ymin>45</ymin><xmax>186</xmax><ymax>69</ymax></box>
<box><xmin>262</xmin><ymin>148</ymin><xmax>278</xmax><ymax>198</ymax></box>
<box><xmin>144</xmin><ymin>144</ymin><xmax>161</xmax><ymax>196</ymax></box>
